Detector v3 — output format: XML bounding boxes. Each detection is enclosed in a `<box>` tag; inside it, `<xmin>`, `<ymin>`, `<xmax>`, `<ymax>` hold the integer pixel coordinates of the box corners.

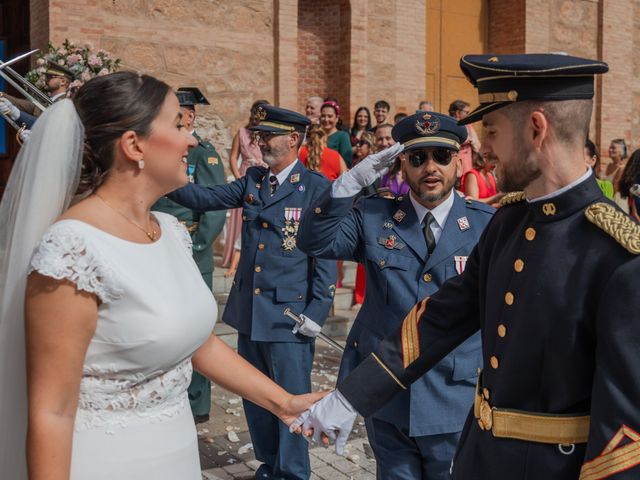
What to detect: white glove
<box><xmin>0</xmin><ymin>97</ymin><xmax>20</xmax><ymax>121</ymax></box>
<box><xmin>289</xmin><ymin>389</ymin><xmax>357</xmax><ymax>455</ymax></box>
<box><xmin>332</xmin><ymin>142</ymin><xmax>404</xmax><ymax>198</ymax></box>
<box><xmin>292</xmin><ymin>313</ymin><xmax>322</xmax><ymax>338</ymax></box>
<box><xmin>18</xmin><ymin>128</ymin><xmax>31</xmax><ymax>143</ymax></box>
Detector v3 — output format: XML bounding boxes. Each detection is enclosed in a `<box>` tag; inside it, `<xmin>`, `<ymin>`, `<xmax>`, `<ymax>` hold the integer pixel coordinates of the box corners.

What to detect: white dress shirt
<box><xmin>409</xmin><ymin>189</ymin><xmax>456</xmax><ymax>245</ymax></box>
<box><xmin>269</xmin><ymin>159</ymin><xmax>299</xmax><ymax>190</ymax></box>
<box><xmin>528</xmin><ymin>168</ymin><xmax>592</xmax><ymax>202</ymax></box>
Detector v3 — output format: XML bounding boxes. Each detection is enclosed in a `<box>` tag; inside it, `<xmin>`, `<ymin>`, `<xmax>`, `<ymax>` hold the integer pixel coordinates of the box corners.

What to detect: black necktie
<box><xmin>423</xmin><ymin>212</ymin><xmax>436</xmax><ymax>254</ymax></box>
<box><xmin>269</xmin><ymin>175</ymin><xmax>279</xmax><ymax>195</ymax></box>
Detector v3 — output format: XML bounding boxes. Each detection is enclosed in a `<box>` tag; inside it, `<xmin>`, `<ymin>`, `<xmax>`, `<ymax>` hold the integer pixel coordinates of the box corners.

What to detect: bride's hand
<box><xmin>277</xmin><ymin>391</ymin><xmax>330</xmax><ymax>427</ymax></box>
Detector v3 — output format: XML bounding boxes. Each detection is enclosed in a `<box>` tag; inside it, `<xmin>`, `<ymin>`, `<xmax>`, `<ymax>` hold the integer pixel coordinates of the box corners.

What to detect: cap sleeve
<box><xmin>28</xmin><ymin>222</ymin><xmax>124</xmax><ymax>303</ymax></box>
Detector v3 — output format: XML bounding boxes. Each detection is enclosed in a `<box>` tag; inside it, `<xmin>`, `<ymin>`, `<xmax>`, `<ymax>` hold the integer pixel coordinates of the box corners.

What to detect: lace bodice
<box><xmin>29</xmin><ymin>212</ymin><xmax>217</xmax><ymax>433</ymax></box>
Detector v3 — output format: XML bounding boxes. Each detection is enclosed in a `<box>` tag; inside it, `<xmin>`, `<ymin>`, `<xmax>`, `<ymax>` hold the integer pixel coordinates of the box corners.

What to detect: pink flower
<box><xmin>67</xmin><ymin>54</ymin><xmax>82</xmax><ymax>65</ymax></box>
<box><xmin>98</xmin><ymin>68</ymin><xmax>109</xmax><ymax>76</ymax></box>
<box><xmin>36</xmin><ymin>58</ymin><xmax>45</xmax><ymax>66</ymax></box>
<box><xmin>87</xmin><ymin>54</ymin><xmax>101</xmax><ymax>67</ymax></box>
<box><xmin>80</xmin><ymin>70</ymin><xmax>92</xmax><ymax>82</ymax></box>
<box><xmin>57</xmin><ymin>48</ymin><xmax>67</xmax><ymax>56</ymax></box>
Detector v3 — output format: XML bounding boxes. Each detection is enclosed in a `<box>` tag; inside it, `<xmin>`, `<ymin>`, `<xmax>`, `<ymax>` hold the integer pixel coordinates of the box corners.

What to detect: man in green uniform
<box><xmin>153</xmin><ymin>87</ymin><xmax>226</xmax><ymax>423</ymax></box>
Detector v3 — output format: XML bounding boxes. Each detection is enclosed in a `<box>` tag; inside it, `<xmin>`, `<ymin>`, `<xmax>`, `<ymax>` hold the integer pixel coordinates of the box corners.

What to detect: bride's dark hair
<box><xmin>73</xmin><ymin>72</ymin><xmax>171</xmax><ymax>196</ymax></box>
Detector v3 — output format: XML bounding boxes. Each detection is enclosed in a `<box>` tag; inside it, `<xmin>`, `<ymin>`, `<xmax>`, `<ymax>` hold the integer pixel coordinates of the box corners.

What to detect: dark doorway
<box><xmin>0</xmin><ymin>0</ymin><xmax>31</xmax><ymax>198</ymax></box>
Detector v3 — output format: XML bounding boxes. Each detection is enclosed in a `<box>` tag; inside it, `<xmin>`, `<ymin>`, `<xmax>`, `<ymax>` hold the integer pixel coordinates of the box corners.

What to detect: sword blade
<box><xmin>283</xmin><ymin>308</ymin><xmax>345</xmax><ymax>353</ymax></box>
<box><xmin>0</xmin><ymin>49</ymin><xmax>39</xmax><ymax>70</ymax></box>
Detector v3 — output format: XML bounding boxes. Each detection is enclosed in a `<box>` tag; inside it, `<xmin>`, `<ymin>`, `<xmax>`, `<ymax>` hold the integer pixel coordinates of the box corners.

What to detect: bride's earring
<box><xmin>138</xmin><ymin>159</ymin><xmax>145</xmax><ymax>170</ymax></box>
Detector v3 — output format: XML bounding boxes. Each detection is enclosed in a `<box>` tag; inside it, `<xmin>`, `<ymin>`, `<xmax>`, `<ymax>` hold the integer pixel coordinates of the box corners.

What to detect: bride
<box><xmin>0</xmin><ymin>72</ymin><xmax>323</xmax><ymax>479</ymax></box>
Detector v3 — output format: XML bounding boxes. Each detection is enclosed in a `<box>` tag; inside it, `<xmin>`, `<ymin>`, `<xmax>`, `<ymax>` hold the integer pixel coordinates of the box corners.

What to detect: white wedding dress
<box><xmin>28</xmin><ymin>211</ymin><xmax>217</xmax><ymax>479</ymax></box>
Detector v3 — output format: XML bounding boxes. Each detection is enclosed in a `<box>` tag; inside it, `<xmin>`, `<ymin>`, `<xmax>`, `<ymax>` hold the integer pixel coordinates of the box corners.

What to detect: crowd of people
<box><xmin>0</xmin><ymin>49</ymin><xmax>639</xmax><ymax>480</ymax></box>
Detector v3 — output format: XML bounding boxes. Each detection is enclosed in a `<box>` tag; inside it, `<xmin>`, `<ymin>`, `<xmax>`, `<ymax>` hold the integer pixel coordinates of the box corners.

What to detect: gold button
<box><xmin>482</xmin><ymin>387</ymin><xmax>490</xmax><ymax>400</ymax></box>
<box><xmin>514</xmin><ymin>259</ymin><xmax>524</xmax><ymax>273</ymax></box>
<box><xmin>498</xmin><ymin>324</ymin><xmax>507</xmax><ymax>337</ymax></box>
<box><xmin>255</xmin><ymin>266</ymin><xmax>262</xmax><ymax>273</ymax></box>
<box><xmin>262</xmin><ymin>222</ymin><xmax>269</xmax><ymax>229</ymax></box>
<box><xmin>423</xmin><ymin>273</ymin><xmax>432</xmax><ymax>283</ymax></box>
<box><xmin>315</xmin><ymin>207</ymin><xmax>322</xmax><ymax>214</ymax></box>
<box><xmin>505</xmin><ymin>292</ymin><xmax>514</xmax><ymax>305</ymax></box>
<box><xmin>490</xmin><ymin>356</ymin><xmax>499</xmax><ymax>369</ymax></box>
<box><xmin>353</xmin><ymin>340</ymin><xmax>358</xmax><ymax>348</ymax></box>
<box><xmin>297</xmin><ymin>295</ymin><xmax>303</xmax><ymax>300</ymax></box>
<box><xmin>254</xmin><ymin>288</ymin><xmax>261</xmax><ymax>295</ymax></box>
<box><xmin>258</xmin><ymin>243</ymin><xmax>265</xmax><ymax>250</ymax></box>
<box><xmin>525</xmin><ymin>227</ymin><xmax>536</xmax><ymax>241</ymax></box>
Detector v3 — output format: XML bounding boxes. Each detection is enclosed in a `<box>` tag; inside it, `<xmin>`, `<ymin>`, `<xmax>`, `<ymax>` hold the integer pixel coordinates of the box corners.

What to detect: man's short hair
<box><xmin>448</xmin><ymin>100</ymin><xmax>470</xmax><ymax>116</ymax></box>
<box><xmin>307</xmin><ymin>96</ymin><xmax>323</xmax><ymax>104</ymax></box>
<box><xmin>374</xmin><ymin>100</ymin><xmax>390</xmax><ymax>111</ymax></box>
<box><xmin>502</xmin><ymin>99</ymin><xmax>593</xmax><ymax>148</ymax></box>
<box><xmin>375</xmin><ymin>123</ymin><xmax>394</xmax><ymax>132</ymax></box>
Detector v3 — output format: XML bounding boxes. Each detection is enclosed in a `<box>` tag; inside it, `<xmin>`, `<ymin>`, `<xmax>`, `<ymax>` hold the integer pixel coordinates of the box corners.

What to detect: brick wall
<box><xmin>30</xmin><ymin>0</ymin><xmax>49</xmax><ymax>54</ymax></box>
<box><xmin>297</xmin><ymin>0</ymin><xmax>350</xmax><ymax>115</ymax></box>
<box><xmin>489</xmin><ymin>0</ymin><xmax>526</xmax><ymax>53</ymax></box>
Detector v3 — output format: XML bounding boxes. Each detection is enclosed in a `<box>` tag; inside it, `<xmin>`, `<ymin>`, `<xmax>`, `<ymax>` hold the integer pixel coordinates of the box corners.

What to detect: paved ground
<box><xmin>197</xmin><ymin>335</ymin><xmax>376</xmax><ymax>480</ymax></box>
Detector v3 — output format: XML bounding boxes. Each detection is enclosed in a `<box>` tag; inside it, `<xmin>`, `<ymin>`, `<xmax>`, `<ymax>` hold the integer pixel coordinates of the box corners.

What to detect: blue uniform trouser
<box><xmin>366</xmin><ymin>416</ymin><xmax>460</xmax><ymax>480</ymax></box>
<box><xmin>238</xmin><ymin>334</ymin><xmax>314</xmax><ymax>480</ymax></box>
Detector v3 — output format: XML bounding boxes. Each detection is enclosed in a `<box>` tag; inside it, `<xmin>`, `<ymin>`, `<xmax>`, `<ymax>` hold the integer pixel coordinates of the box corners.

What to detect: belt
<box><xmin>474</xmin><ymin>374</ymin><xmax>590</xmax><ymax>445</ymax></box>
<box><xmin>179</xmin><ymin>220</ymin><xmax>199</xmax><ymax>233</ymax></box>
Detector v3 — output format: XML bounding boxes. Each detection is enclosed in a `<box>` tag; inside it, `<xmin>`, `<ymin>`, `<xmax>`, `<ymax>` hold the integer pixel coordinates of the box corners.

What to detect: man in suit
<box><xmin>296</xmin><ymin>54</ymin><xmax>640</xmax><ymax>480</ymax></box>
<box><xmin>297</xmin><ymin>112</ymin><xmax>494</xmax><ymax>479</ymax></box>
<box><xmin>168</xmin><ymin>105</ymin><xmax>337</xmax><ymax>480</ymax></box>
<box><xmin>153</xmin><ymin>87</ymin><xmax>227</xmax><ymax>423</ymax></box>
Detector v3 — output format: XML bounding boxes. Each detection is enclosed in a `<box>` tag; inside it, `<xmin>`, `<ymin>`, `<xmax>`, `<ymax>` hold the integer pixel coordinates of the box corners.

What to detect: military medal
<box><xmin>298</xmin><ymin>184</ymin><xmax>305</xmax><ymax>192</ymax></box>
<box><xmin>454</xmin><ymin>256</ymin><xmax>468</xmax><ymax>274</ymax></box>
<box><xmin>457</xmin><ymin>216</ymin><xmax>470</xmax><ymax>231</ymax></box>
<box><xmin>187</xmin><ymin>164</ymin><xmax>196</xmax><ymax>183</ymax></box>
<box><xmin>290</xmin><ymin>173</ymin><xmax>300</xmax><ymax>184</ymax></box>
<box><xmin>246</xmin><ymin>194</ymin><xmax>255</xmax><ymax>204</ymax></box>
<box><xmin>282</xmin><ymin>207</ymin><xmax>302</xmax><ymax>251</ymax></box>
<box><xmin>393</xmin><ymin>209</ymin><xmax>406</xmax><ymax>223</ymax></box>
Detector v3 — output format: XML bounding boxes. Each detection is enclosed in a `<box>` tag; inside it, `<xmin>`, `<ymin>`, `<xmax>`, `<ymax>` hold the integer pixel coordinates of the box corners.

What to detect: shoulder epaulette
<box><xmin>499</xmin><ymin>191</ymin><xmax>526</xmax><ymax>207</ymax></box>
<box><xmin>585</xmin><ymin>202</ymin><xmax>640</xmax><ymax>254</ymax></box>
<box><xmin>465</xmin><ymin>198</ymin><xmax>495</xmax><ymax>214</ymax></box>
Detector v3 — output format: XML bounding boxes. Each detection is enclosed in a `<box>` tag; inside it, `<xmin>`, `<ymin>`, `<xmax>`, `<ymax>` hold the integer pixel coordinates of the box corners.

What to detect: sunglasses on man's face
<box><xmin>406</xmin><ymin>148</ymin><xmax>454</xmax><ymax>168</ymax></box>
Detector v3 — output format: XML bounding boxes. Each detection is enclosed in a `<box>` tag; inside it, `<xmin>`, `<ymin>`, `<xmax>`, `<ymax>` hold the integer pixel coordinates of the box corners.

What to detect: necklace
<box><xmin>95</xmin><ymin>192</ymin><xmax>159</xmax><ymax>241</ymax></box>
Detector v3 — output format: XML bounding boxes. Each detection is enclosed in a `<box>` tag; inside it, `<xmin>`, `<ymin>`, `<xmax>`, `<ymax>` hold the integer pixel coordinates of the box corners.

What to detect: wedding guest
<box><xmin>320</xmin><ymin>100</ymin><xmax>353</xmax><ymax>168</ymax></box>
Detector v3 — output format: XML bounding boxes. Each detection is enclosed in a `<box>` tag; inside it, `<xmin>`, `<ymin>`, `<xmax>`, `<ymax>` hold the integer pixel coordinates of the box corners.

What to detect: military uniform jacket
<box><xmin>298</xmin><ymin>189</ymin><xmax>493</xmax><ymax>436</ymax></box>
<box><xmin>168</xmin><ymin>161</ymin><xmax>337</xmax><ymax>342</ymax></box>
<box><xmin>338</xmin><ymin>175</ymin><xmax>640</xmax><ymax>479</ymax></box>
<box><xmin>154</xmin><ymin>132</ymin><xmax>226</xmax><ymax>276</ymax></box>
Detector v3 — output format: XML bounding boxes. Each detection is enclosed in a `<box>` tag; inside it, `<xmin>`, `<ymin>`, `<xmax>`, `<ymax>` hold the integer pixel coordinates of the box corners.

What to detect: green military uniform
<box><xmin>153</xmin><ymin>88</ymin><xmax>226</xmax><ymax>420</ymax></box>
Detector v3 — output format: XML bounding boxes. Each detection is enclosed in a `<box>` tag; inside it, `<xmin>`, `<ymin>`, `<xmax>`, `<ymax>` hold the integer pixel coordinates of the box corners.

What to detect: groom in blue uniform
<box><xmin>297</xmin><ymin>112</ymin><xmax>494</xmax><ymax>479</ymax></box>
<box><xmin>168</xmin><ymin>105</ymin><xmax>336</xmax><ymax>480</ymax></box>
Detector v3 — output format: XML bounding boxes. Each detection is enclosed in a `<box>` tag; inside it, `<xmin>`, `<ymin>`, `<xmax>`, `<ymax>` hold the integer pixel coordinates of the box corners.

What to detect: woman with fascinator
<box><xmin>0</xmin><ymin>72</ymin><xmax>324</xmax><ymax>480</ymax></box>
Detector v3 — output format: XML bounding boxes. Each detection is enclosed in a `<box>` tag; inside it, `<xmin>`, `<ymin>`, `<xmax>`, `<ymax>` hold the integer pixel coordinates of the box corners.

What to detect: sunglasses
<box><xmin>406</xmin><ymin>148</ymin><xmax>455</xmax><ymax>167</ymax></box>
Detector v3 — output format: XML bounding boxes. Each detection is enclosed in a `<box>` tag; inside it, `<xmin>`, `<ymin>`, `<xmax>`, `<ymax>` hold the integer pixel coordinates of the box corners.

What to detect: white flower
<box><xmin>80</xmin><ymin>70</ymin><xmax>92</xmax><ymax>82</ymax></box>
<box><xmin>36</xmin><ymin>58</ymin><xmax>45</xmax><ymax>66</ymax></box>
<box><xmin>58</xmin><ymin>59</ymin><xmax>65</xmax><ymax>66</ymax></box>
<box><xmin>98</xmin><ymin>68</ymin><xmax>109</xmax><ymax>76</ymax></box>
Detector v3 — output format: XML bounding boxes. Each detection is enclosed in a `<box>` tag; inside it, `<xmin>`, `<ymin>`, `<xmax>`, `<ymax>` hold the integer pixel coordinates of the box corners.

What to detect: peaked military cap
<box><xmin>45</xmin><ymin>60</ymin><xmax>75</xmax><ymax>80</ymax></box>
<box><xmin>392</xmin><ymin>111</ymin><xmax>468</xmax><ymax>152</ymax></box>
<box><xmin>248</xmin><ymin>104</ymin><xmax>310</xmax><ymax>134</ymax></box>
<box><xmin>176</xmin><ymin>87</ymin><xmax>210</xmax><ymax>107</ymax></box>
<box><xmin>458</xmin><ymin>53</ymin><xmax>609</xmax><ymax>125</ymax></box>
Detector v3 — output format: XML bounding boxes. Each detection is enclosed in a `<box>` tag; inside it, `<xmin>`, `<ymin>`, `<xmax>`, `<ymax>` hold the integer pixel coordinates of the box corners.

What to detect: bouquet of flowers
<box><xmin>26</xmin><ymin>39</ymin><xmax>121</xmax><ymax>92</ymax></box>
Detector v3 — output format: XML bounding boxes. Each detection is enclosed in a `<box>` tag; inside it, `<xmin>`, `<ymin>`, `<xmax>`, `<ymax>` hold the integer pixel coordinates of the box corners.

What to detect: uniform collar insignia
<box><xmin>393</xmin><ymin>209</ymin><xmax>406</xmax><ymax>223</ymax></box>
<box><xmin>290</xmin><ymin>173</ymin><xmax>300</xmax><ymax>184</ymax></box>
<box><xmin>383</xmin><ymin>220</ymin><xmax>394</xmax><ymax>229</ymax></box>
<box><xmin>457</xmin><ymin>216</ymin><xmax>470</xmax><ymax>231</ymax></box>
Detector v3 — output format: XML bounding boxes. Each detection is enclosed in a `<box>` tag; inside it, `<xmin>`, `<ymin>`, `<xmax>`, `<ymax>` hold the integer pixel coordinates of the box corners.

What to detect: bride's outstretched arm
<box><xmin>24</xmin><ymin>273</ymin><xmax>98</xmax><ymax>480</ymax></box>
<box><xmin>192</xmin><ymin>335</ymin><xmax>327</xmax><ymax>425</ymax></box>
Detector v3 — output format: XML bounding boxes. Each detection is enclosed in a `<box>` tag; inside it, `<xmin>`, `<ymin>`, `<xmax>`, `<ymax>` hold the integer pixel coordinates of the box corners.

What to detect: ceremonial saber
<box><xmin>284</xmin><ymin>308</ymin><xmax>345</xmax><ymax>353</ymax></box>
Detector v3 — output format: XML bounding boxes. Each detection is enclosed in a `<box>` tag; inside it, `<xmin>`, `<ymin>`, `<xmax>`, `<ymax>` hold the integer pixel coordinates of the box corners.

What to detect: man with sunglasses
<box><xmin>169</xmin><ymin>105</ymin><xmax>337</xmax><ymax>480</ymax></box>
<box><xmin>296</xmin><ymin>112</ymin><xmax>494</xmax><ymax>479</ymax></box>
<box><xmin>295</xmin><ymin>54</ymin><xmax>640</xmax><ymax>480</ymax></box>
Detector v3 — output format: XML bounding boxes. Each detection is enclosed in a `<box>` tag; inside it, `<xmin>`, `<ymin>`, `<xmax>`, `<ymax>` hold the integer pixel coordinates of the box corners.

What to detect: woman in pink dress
<box><xmin>222</xmin><ymin>100</ymin><xmax>269</xmax><ymax>276</ymax></box>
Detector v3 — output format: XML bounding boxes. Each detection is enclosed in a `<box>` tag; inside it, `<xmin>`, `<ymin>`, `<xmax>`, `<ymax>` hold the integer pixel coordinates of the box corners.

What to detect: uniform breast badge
<box><xmin>454</xmin><ymin>255</ymin><xmax>468</xmax><ymax>274</ymax></box>
<box><xmin>457</xmin><ymin>216</ymin><xmax>470</xmax><ymax>231</ymax></box>
<box><xmin>207</xmin><ymin>156</ymin><xmax>218</xmax><ymax>165</ymax></box>
<box><xmin>282</xmin><ymin>207</ymin><xmax>302</xmax><ymax>251</ymax></box>
<box><xmin>393</xmin><ymin>209</ymin><xmax>406</xmax><ymax>223</ymax></box>
<box><xmin>378</xmin><ymin>236</ymin><xmax>406</xmax><ymax>250</ymax></box>
<box><xmin>187</xmin><ymin>164</ymin><xmax>196</xmax><ymax>183</ymax></box>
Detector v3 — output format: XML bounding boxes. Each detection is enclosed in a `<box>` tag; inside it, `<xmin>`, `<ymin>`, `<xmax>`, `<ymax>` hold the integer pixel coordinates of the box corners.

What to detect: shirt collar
<box><xmin>527</xmin><ymin>168</ymin><xmax>593</xmax><ymax>202</ymax></box>
<box><xmin>269</xmin><ymin>159</ymin><xmax>298</xmax><ymax>186</ymax></box>
<box><xmin>409</xmin><ymin>188</ymin><xmax>456</xmax><ymax>228</ymax></box>
<box><xmin>50</xmin><ymin>92</ymin><xmax>67</xmax><ymax>102</ymax></box>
